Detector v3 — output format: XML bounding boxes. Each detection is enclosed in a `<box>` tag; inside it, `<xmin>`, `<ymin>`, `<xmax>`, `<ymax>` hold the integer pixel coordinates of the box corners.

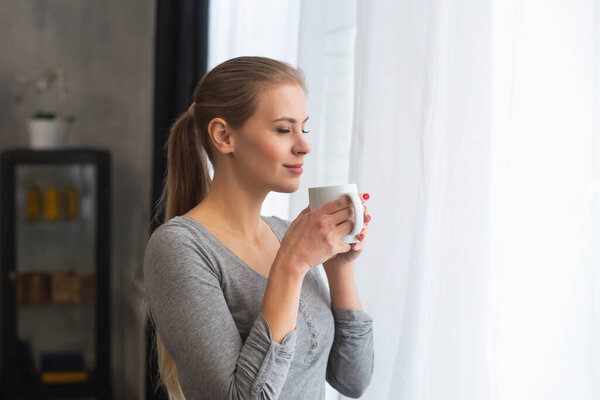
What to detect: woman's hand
<box><xmin>279</xmin><ymin>195</ymin><xmax>365</xmax><ymax>274</ymax></box>
<box><xmin>323</xmin><ymin>192</ymin><xmax>371</xmax><ymax>269</ymax></box>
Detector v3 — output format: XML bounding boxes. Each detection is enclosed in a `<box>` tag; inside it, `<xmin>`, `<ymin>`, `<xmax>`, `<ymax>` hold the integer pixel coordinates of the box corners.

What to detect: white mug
<box><xmin>308</xmin><ymin>183</ymin><xmax>364</xmax><ymax>244</ymax></box>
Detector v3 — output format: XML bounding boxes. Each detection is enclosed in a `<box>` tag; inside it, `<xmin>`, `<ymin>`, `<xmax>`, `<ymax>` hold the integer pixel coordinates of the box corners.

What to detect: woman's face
<box><xmin>232</xmin><ymin>83</ymin><xmax>311</xmax><ymax>193</ymax></box>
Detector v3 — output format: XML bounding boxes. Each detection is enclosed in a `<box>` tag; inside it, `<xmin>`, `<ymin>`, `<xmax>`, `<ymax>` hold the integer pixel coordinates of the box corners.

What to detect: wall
<box><xmin>0</xmin><ymin>1</ymin><xmax>156</xmax><ymax>398</ymax></box>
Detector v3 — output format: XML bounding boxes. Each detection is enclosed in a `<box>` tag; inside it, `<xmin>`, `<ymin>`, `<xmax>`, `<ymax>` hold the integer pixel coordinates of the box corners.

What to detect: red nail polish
<box><xmin>358</xmin><ymin>233</ymin><xmax>364</xmax><ymax>240</ymax></box>
<box><xmin>362</xmin><ymin>193</ymin><xmax>370</xmax><ymax>200</ymax></box>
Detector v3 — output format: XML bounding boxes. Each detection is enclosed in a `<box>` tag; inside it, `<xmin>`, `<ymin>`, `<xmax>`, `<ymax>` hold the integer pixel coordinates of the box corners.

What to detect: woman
<box><xmin>144</xmin><ymin>56</ymin><xmax>373</xmax><ymax>400</ymax></box>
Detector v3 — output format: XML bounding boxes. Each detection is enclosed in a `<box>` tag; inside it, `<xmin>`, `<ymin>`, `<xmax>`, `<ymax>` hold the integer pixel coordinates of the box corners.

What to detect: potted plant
<box><xmin>13</xmin><ymin>68</ymin><xmax>76</xmax><ymax>149</ymax></box>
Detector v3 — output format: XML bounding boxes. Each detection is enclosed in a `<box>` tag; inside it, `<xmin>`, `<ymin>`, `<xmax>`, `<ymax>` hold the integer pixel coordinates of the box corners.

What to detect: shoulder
<box><xmin>263</xmin><ymin>214</ymin><xmax>292</xmax><ymax>228</ymax></box>
<box><xmin>143</xmin><ymin>216</ymin><xmax>218</xmax><ymax>283</ymax></box>
<box><xmin>262</xmin><ymin>214</ymin><xmax>292</xmax><ymax>237</ymax></box>
<box><xmin>144</xmin><ymin>216</ymin><xmax>200</xmax><ymax>258</ymax></box>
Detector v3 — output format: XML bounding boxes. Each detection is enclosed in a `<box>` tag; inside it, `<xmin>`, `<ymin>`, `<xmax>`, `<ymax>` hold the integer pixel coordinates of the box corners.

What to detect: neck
<box><xmin>191</xmin><ymin>167</ymin><xmax>269</xmax><ymax>241</ymax></box>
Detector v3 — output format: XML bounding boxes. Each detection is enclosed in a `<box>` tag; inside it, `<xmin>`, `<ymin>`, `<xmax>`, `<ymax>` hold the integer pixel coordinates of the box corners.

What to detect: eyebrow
<box><xmin>271</xmin><ymin>116</ymin><xmax>309</xmax><ymax>123</ymax></box>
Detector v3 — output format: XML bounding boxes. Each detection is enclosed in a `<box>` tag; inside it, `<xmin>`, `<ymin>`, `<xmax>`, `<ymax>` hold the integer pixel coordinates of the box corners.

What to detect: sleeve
<box><xmin>143</xmin><ymin>226</ymin><xmax>297</xmax><ymax>399</ymax></box>
<box><xmin>326</xmin><ymin>309</ymin><xmax>374</xmax><ymax>398</ymax></box>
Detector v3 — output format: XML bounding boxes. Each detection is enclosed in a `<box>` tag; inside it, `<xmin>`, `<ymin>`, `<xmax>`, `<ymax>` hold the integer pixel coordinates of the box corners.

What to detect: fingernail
<box><xmin>362</xmin><ymin>193</ymin><xmax>370</xmax><ymax>200</ymax></box>
<box><xmin>357</xmin><ymin>233</ymin><xmax>364</xmax><ymax>240</ymax></box>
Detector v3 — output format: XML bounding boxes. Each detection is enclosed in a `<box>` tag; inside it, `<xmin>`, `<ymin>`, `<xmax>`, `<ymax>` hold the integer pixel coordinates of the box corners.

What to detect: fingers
<box><xmin>334</xmin><ymin>210</ymin><xmax>370</xmax><ymax>251</ymax></box>
<box><xmin>350</xmin><ymin>223</ymin><xmax>369</xmax><ymax>250</ymax></box>
<box><xmin>317</xmin><ymin>193</ymin><xmax>371</xmax><ymax>243</ymax></box>
<box><xmin>329</xmin><ymin>192</ymin><xmax>371</xmax><ymax>229</ymax></box>
<box><xmin>336</xmin><ymin>192</ymin><xmax>370</xmax><ymax>227</ymax></box>
<box><xmin>357</xmin><ymin>223</ymin><xmax>369</xmax><ymax>239</ymax></box>
<box><xmin>333</xmin><ymin>218</ymin><xmax>355</xmax><ymax>237</ymax></box>
<box><xmin>329</xmin><ymin>192</ymin><xmax>370</xmax><ymax>222</ymax></box>
<box><xmin>359</xmin><ymin>192</ymin><xmax>369</xmax><ymax>204</ymax></box>
<box><xmin>331</xmin><ymin>205</ymin><xmax>354</xmax><ymax>225</ymax></box>
<box><xmin>320</xmin><ymin>196</ymin><xmax>353</xmax><ymax>215</ymax></box>
<box><xmin>319</xmin><ymin>192</ymin><xmax>369</xmax><ymax>214</ymax></box>
<box><xmin>360</xmin><ymin>193</ymin><xmax>371</xmax><ymax>224</ymax></box>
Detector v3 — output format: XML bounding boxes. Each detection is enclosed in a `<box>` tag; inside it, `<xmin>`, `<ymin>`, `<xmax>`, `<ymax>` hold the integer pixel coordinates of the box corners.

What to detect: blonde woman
<box><xmin>143</xmin><ymin>56</ymin><xmax>373</xmax><ymax>400</ymax></box>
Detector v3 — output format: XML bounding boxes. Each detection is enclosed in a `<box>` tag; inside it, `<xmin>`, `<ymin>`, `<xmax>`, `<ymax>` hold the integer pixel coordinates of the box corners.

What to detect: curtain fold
<box><xmin>593</xmin><ymin>2</ymin><xmax>600</xmax><ymax>396</ymax></box>
<box><xmin>350</xmin><ymin>0</ymin><xmax>493</xmax><ymax>398</ymax></box>
<box><xmin>490</xmin><ymin>0</ymin><xmax>598</xmax><ymax>398</ymax></box>
<box><xmin>351</xmin><ymin>0</ymin><xmax>599</xmax><ymax>398</ymax></box>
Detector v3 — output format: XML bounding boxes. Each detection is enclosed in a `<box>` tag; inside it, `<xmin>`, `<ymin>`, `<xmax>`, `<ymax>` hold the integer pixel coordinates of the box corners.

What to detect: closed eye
<box><xmin>277</xmin><ymin>128</ymin><xmax>310</xmax><ymax>134</ymax></box>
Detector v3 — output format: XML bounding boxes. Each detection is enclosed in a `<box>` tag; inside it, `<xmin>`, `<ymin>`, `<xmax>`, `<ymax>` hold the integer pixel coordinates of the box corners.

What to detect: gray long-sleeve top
<box><xmin>143</xmin><ymin>214</ymin><xmax>374</xmax><ymax>399</ymax></box>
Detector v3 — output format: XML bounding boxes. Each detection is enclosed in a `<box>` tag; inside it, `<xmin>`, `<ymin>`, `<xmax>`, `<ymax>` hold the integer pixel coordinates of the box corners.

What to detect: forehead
<box><xmin>255</xmin><ymin>83</ymin><xmax>306</xmax><ymax>118</ymax></box>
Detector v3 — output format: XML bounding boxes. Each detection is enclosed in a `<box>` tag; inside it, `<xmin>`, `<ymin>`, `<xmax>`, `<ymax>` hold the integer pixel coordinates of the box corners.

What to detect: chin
<box><xmin>273</xmin><ymin>179</ymin><xmax>301</xmax><ymax>194</ymax></box>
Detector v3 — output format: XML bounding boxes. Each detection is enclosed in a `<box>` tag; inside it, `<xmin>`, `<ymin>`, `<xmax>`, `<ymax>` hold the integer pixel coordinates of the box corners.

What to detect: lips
<box><xmin>284</xmin><ymin>163</ymin><xmax>303</xmax><ymax>175</ymax></box>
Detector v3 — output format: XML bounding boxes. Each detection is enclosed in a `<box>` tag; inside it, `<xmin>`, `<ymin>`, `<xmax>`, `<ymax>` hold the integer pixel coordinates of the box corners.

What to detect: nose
<box><xmin>294</xmin><ymin>132</ymin><xmax>311</xmax><ymax>155</ymax></box>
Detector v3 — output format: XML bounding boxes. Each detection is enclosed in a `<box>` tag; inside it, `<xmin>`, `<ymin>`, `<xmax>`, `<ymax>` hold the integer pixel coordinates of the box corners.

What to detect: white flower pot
<box><xmin>28</xmin><ymin>118</ymin><xmax>69</xmax><ymax>149</ymax></box>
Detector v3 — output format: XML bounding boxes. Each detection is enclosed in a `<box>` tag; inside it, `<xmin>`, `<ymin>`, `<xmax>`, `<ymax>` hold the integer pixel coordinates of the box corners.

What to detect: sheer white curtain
<box><xmin>209</xmin><ymin>0</ymin><xmax>599</xmax><ymax>398</ymax></box>
<box><xmin>352</xmin><ymin>0</ymin><xmax>599</xmax><ymax>399</ymax></box>
<box><xmin>351</xmin><ymin>0</ymin><xmax>493</xmax><ymax>398</ymax></box>
<box><xmin>490</xmin><ymin>0</ymin><xmax>599</xmax><ymax>398</ymax></box>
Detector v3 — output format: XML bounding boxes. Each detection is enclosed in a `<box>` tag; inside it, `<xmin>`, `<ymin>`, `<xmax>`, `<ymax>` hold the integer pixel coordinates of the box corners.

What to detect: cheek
<box><xmin>261</xmin><ymin>143</ymin><xmax>285</xmax><ymax>163</ymax></box>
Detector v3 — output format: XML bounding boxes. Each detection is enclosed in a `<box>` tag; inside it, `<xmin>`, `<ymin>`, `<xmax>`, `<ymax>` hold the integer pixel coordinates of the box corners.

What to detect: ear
<box><xmin>206</xmin><ymin>117</ymin><xmax>234</xmax><ymax>155</ymax></box>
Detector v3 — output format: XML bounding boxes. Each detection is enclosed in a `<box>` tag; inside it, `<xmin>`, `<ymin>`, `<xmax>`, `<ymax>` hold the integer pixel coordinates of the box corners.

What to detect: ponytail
<box><xmin>163</xmin><ymin>108</ymin><xmax>212</xmax><ymax>221</ymax></box>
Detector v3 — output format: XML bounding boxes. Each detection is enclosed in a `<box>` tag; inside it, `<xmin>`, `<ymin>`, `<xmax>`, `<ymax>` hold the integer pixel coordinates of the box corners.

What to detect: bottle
<box><xmin>26</xmin><ymin>185</ymin><xmax>42</xmax><ymax>221</ymax></box>
<box><xmin>65</xmin><ymin>185</ymin><xmax>79</xmax><ymax>220</ymax></box>
<box><xmin>44</xmin><ymin>187</ymin><xmax>60</xmax><ymax>221</ymax></box>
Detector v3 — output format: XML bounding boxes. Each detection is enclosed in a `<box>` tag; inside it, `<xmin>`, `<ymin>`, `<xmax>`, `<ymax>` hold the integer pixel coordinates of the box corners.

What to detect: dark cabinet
<box><xmin>1</xmin><ymin>148</ymin><xmax>111</xmax><ymax>399</ymax></box>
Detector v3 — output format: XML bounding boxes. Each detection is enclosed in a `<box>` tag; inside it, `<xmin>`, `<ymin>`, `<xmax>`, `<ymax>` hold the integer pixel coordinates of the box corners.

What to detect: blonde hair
<box><xmin>147</xmin><ymin>56</ymin><xmax>306</xmax><ymax>400</ymax></box>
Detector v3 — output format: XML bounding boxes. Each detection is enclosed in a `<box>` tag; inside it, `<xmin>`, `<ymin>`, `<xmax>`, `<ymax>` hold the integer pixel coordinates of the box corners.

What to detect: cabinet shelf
<box><xmin>17</xmin><ymin>300</ymin><xmax>95</xmax><ymax>308</ymax></box>
<box><xmin>2</xmin><ymin>148</ymin><xmax>111</xmax><ymax>400</ymax></box>
<box><xmin>13</xmin><ymin>381</ymin><xmax>97</xmax><ymax>399</ymax></box>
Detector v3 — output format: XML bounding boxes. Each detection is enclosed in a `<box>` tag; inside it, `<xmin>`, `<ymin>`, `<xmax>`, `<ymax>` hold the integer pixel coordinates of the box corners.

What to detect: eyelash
<box><xmin>277</xmin><ymin>128</ymin><xmax>310</xmax><ymax>134</ymax></box>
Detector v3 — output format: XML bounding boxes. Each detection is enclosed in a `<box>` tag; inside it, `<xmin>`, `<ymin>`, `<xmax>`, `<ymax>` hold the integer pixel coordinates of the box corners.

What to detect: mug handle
<box><xmin>343</xmin><ymin>192</ymin><xmax>364</xmax><ymax>238</ymax></box>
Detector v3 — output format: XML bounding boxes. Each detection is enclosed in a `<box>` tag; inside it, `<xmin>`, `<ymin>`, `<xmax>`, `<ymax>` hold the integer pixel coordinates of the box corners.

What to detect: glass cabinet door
<box><xmin>14</xmin><ymin>163</ymin><xmax>97</xmax><ymax>389</ymax></box>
